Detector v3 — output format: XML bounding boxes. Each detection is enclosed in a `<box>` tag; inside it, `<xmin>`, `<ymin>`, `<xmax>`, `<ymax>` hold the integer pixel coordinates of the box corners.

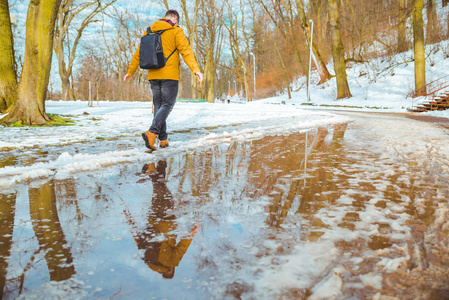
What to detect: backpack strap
<box><xmin>165</xmin><ymin>48</ymin><xmax>177</xmax><ymax>62</ymax></box>
<box><xmin>147</xmin><ymin>27</ymin><xmax>166</xmax><ymax>35</ymax></box>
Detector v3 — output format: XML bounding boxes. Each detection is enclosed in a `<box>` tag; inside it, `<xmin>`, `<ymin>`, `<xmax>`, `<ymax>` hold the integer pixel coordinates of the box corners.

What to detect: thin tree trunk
<box><xmin>426</xmin><ymin>0</ymin><xmax>440</xmax><ymax>44</ymax></box>
<box><xmin>313</xmin><ymin>1</ymin><xmax>323</xmax><ymax>46</ymax></box>
<box><xmin>61</xmin><ymin>76</ymin><xmax>75</xmax><ymax>101</ymax></box>
<box><xmin>413</xmin><ymin>0</ymin><xmax>426</xmax><ymax>95</ymax></box>
<box><xmin>54</xmin><ymin>0</ymin><xmax>116</xmax><ymax>102</ymax></box>
<box><xmin>0</xmin><ymin>0</ymin><xmax>17</xmax><ymax>112</ymax></box>
<box><xmin>397</xmin><ymin>0</ymin><xmax>408</xmax><ymax>52</ymax></box>
<box><xmin>204</xmin><ymin>32</ymin><xmax>215</xmax><ymax>103</ymax></box>
<box><xmin>205</xmin><ymin>52</ymin><xmax>215</xmax><ymax>103</ymax></box>
<box><xmin>329</xmin><ymin>0</ymin><xmax>352</xmax><ymax>99</ymax></box>
<box><xmin>3</xmin><ymin>0</ymin><xmax>62</xmax><ymax>125</ymax></box>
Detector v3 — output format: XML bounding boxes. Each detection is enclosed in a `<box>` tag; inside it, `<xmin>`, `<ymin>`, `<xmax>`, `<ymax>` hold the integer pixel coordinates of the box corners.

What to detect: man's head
<box><xmin>162</xmin><ymin>268</ymin><xmax>175</xmax><ymax>279</ymax></box>
<box><xmin>165</xmin><ymin>10</ymin><xmax>179</xmax><ymax>25</ymax></box>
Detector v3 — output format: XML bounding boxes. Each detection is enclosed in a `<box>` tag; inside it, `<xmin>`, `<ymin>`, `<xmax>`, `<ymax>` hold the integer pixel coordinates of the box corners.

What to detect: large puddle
<box><xmin>1</xmin><ymin>120</ymin><xmax>448</xmax><ymax>299</ymax></box>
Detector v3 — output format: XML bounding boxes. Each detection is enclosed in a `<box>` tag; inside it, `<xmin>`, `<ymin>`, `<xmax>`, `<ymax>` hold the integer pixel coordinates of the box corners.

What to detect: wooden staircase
<box><xmin>408</xmin><ymin>75</ymin><xmax>449</xmax><ymax>112</ymax></box>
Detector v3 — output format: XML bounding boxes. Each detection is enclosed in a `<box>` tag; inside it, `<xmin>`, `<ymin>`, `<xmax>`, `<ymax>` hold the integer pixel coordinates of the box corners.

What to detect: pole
<box><xmin>234</xmin><ymin>80</ymin><xmax>236</xmax><ymax>96</ymax></box>
<box><xmin>88</xmin><ymin>81</ymin><xmax>92</xmax><ymax>107</ymax></box>
<box><xmin>307</xmin><ymin>20</ymin><xmax>314</xmax><ymax>102</ymax></box>
<box><xmin>250</xmin><ymin>52</ymin><xmax>256</xmax><ymax>99</ymax></box>
<box><xmin>96</xmin><ymin>81</ymin><xmax>99</xmax><ymax>106</ymax></box>
<box><xmin>228</xmin><ymin>80</ymin><xmax>231</xmax><ymax>94</ymax></box>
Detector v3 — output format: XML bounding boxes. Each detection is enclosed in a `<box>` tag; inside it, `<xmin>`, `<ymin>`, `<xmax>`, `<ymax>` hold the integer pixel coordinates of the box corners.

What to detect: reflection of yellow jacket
<box><xmin>147</xmin><ymin>238</ymin><xmax>193</xmax><ymax>274</ymax></box>
<box><xmin>144</xmin><ymin>219</ymin><xmax>194</xmax><ymax>274</ymax></box>
<box><xmin>127</xmin><ymin>18</ymin><xmax>200</xmax><ymax>81</ymax></box>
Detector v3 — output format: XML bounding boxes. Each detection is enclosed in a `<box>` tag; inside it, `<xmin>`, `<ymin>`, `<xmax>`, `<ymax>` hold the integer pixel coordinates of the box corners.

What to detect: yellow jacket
<box><xmin>146</xmin><ymin>237</ymin><xmax>193</xmax><ymax>274</ymax></box>
<box><xmin>127</xmin><ymin>18</ymin><xmax>200</xmax><ymax>81</ymax></box>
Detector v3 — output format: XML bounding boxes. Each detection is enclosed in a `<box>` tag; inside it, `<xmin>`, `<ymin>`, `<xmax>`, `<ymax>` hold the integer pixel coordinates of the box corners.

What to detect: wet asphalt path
<box><xmin>1</xmin><ymin>111</ymin><xmax>449</xmax><ymax>299</ymax></box>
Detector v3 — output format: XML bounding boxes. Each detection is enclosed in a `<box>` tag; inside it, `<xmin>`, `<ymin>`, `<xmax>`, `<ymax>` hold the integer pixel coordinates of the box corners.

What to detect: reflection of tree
<box><xmin>0</xmin><ymin>193</ymin><xmax>16</xmax><ymax>296</ymax></box>
<box><xmin>126</xmin><ymin>160</ymin><xmax>198</xmax><ymax>279</ymax></box>
<box><xmin>29</xmin><ymin>182</ymin><xmax>75</xmax><ymax>281</ymax></box>
<box><xmin>173</xmin><ymin>142</ymin><xmax>249</xmax><ymax>205</ymax></box>
<box><xmin>245</xmin><ymin>124</ymin><xmax>350</xmax><ymax>234</ymax></box>
<box><xmin>55</xmin><ymin>178</ymin><xmax>87</xmax><ymax>222</ymax></box>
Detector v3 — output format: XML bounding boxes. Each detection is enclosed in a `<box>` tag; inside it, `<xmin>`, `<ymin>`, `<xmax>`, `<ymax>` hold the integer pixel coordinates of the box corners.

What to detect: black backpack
<box><xmin>139</xmin><ymin>27</ymin><xmax>177</xmax><ymax>69</ymax></box>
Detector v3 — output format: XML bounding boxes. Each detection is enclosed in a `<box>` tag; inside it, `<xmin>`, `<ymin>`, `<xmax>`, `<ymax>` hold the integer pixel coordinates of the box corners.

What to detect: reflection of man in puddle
<box><xmin>126</xmin><ymin>160</ymin><xmax>198</xmax><ymax>279</ymax></box>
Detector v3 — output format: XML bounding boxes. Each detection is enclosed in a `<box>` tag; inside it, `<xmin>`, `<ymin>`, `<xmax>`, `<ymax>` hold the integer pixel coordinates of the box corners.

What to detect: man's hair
<box><xmin>162</xmin><ymin>268</ymin><xmax>175</xmax><ymax>279</ymax></box>
<box><xmin>165</xmin><ymin>10</ymin><xmax>180</xmax><ymax>23</ymax></box>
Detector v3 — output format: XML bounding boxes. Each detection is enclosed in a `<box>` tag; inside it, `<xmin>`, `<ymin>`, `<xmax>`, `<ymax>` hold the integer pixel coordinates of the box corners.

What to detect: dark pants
<box><xmin>149</xmin><ymin>80</ymin><xmax>179</xmax><ymax>141</ymax></box>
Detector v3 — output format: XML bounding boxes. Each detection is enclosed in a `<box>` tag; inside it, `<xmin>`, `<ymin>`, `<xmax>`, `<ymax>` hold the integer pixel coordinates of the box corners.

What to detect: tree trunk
<box><xmin>3</xmin><ymin>0</ymin><xmax>62</xmax><ymax>125</ymax></box>
<box><xmin>205</xmin><ymin>66</ymin><xmax>214</xmax><ymax>103</ymax></box>
<box><xmin>397</xmin><ymin>0</ymin><xmax>408</xmax><ymax>52</ymax></box>
<box><xmin>295</xmin><ymin>0</ymin><xmax>332</xmax><ymax>84</ymax></box>
<box><xmin>0</xmin><ymin>0</ymin><xmax>17</xmax><ymax>112</ymax></box>
<box><xmin>61</xmin><ymin>76</ymin><xmax>76</xmax><ymax>101</ymax></box>
<box><xmin>426</xmin><ymin>0</ymin><xmax>440</xmax><ymax>44</ymax></box>
<box><xmin>413</xmin><ymin>0</ymin><xmax>426</xmax><ymax>95</ymax></box>
<box><xmin>204</xmin><ymin>36</ymin><xmax>215</xmax><ymax>103</ymax></box>
<box><xmin>329</xmin><ymin>0</ymin><xmax>351</xmax><ymax>99</ymax></box>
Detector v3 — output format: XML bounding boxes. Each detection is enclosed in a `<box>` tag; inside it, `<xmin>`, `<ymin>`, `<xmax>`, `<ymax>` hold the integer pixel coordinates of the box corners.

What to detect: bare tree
<box><xmin>3</xmin><ymin>0</ymin><xmax>63</xmax><ymax>125</ymax></box>
<box><xmin>328</xmin><ymin>0</ymin><xmax>352</xmax><ymax>99</ymax></box>
<box><xmin>53</xmin><ymin>0</ymin><xmax>116</xmax><ymax>101</ymax></box>
<box><xmin>257</xmin><ymin>0</ymin><xmax>307</xmax><ymax>74</ymax></box>
<box><xmin>293</xmin><ymin>0</ymin><xmax>332</xmax><ymax>84</ymax></box>
<box><xmin>0</xmin><ymin>0</ymin><xmax>17</xmax><ymax>112</ymax></box>
<box><xmin>217</xmin><ymin>0</ymin><xmax>253</xmax><ymax>101</ymax></box>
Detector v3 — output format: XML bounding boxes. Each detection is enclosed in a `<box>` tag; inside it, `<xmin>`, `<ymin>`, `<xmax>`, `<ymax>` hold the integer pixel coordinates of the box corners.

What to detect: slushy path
<box><xmin>1</xmin><ymin>111</ymin><xmax>448</xmax><ymax>299</ymax></box>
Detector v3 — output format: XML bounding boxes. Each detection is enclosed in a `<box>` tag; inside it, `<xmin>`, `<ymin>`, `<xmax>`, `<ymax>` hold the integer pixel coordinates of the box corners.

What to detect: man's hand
<box><xmin>195</xmin><ymin>72</ymin><xmax>203</xmax><ymax>83</ymax></box>
<box><xmin>191</xmin><ymin>225</ymin><xmax>200</xmax><ymax>234</ymax></box>
<box><xmin>123</xmin><ymin>74</ymin><xmax>133</xmax><ymax>82</ymax></box>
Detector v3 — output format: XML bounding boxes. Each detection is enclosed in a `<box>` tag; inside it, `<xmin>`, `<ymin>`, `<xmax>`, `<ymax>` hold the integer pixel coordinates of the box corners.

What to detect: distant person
<box><xmin>125</xmin><ymin>160</ymin><xmax>199</xmax><ymax>279</ymax></box>
<box><xmin>124</xmin><ymin>10</ymin><xmax>203</xmax><ymax>150</ymax></box>
<box><xmin>221</xmin><ymin>93</ymin><xmax>226</xmax><ymax>103</ymax></box>
<box><xmin>227</xmin><ymin>94</ymin><xmax>231</xmax><ymax>104</ymax></box>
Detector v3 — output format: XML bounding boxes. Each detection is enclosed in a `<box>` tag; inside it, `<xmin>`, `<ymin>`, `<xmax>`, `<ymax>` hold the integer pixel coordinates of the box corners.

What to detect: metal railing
<box><xmin>408</xmin><ymin>75</ymin><xmax>449</xmax><ymax>109</ymax></box>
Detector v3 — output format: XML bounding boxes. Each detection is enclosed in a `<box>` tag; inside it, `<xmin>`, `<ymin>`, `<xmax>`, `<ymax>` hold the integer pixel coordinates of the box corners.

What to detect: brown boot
<box><xmin>159</xmin><ymin>139</ymin><xmax>169</xmax><ymax>148</ymax></box>
<box><xmin>142</xmin><ymin>131</ymin><xmax>157</xmax><ymax>150</ymax></box>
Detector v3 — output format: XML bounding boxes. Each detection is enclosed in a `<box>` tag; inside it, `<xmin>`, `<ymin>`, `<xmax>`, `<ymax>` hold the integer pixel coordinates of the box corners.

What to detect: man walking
<box><xmin>124</xmin><ymin>10</ymin><xmax>203</xmax><ymax>150</ymax></box>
